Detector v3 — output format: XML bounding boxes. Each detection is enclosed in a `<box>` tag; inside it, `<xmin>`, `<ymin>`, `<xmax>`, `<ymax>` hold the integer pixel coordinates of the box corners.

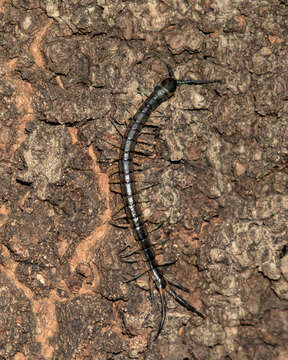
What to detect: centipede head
<box><xmin>161</xmin><ymin>78</ymin><xmax>177</xmax><ymax>96</ymax></box>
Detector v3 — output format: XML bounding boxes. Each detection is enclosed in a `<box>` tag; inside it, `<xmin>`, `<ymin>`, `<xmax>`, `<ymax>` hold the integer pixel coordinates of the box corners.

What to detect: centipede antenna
<box><xmin>154</xmin><ymin>288</ymin><xmax>166</xmax><ymax>340</ymax></box>
<box><xmin>167</xmin><ymin>288</ymin><xmax>205</xmax><ymax>319</ymax></box>
<box><xmin>177</xmin><ymin>79</ymin><xmax>219</xmax><ymax>86</ymax></box>
<box><xmin>166</xmin><ymin>63</ymin><xmax>174</xmax><ymax>78</ymax></box>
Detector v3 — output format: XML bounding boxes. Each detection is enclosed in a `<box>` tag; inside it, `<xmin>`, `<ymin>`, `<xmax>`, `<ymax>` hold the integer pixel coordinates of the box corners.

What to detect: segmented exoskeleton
<box><xmin>119</xmin><ymin>64</ymin><xmax>217</xmax><ymax>339</ymax></box>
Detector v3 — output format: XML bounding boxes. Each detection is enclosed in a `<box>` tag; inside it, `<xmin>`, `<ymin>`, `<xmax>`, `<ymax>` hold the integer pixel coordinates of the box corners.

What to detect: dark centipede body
<box><xmin>119</xmin><ymin>65</ymin><xmax>216</xmax><ymax>339</ymax></box>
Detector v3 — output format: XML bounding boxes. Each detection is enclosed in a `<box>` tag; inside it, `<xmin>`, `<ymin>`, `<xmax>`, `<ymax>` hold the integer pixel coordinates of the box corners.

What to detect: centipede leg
<box><xmin>147</xmin><ymin>221</ymin><xmax>163</xmax><ymax>234</ymax></box>
<box><xmin>147</xmin><ymin>110</ymin><xmax>168</xmax><ymax>124</ymax></box>
<box><xmin>167</xmin><ymin>288</ymin><xmax>205</xmax><ymax>319</ymax></box>
<box><xmin>132</xmin><ymin>164</ymin><xmax>147</xmax><ymax>172</ymax></box>
<box><xmin>110</xmin><ymin>163</ymin><xmax>146</xmax><ymax>176</ymax></box>
<box><xmin>156</xmin><ymin>259</ymin><xmax>177</xmax><ymax>268</ymax></box>
<box><xmin>136</xmin><ymin>182</ymin><xmax>160</xmax><ymax>193</ymax></box>
<box><xmin>142</xmin><ymin>122</ymin><xmax>159</xmax><ymax>130</ymax></box>
<box><xmin>119</xmin><ymin>232</ymin><xmax>162</xmax><ymax>259</ymax></box>
<box><xmin>140</xmin><ymin>129</ymin><xmax>158</xmax><ymax>136</ymax></box>
<box><xmin>110</xmin><ymin>203</ymin><xmax>126</xmax><ymax>216</ymax></box>
<box><xmin>109</xmin><ymin>219</ymin><xmax>129</xmax><ymax>228</ymax></box>
<box><xmin>109</xmin><ymin>118</ymin><xmax>124</xmax><ymax>138</ymax></box>
<box><xmin>120</xmin><ymin>257</ymin><xmax>140</xmax><ymax>264</ymax></box>
<box><xmin>119</xmin><ymin>248</ymin><xmax>140</xmax><ymax>258</ymax></box>
<box><xmin>97</xmin><ymin>136</ymin><xmax>120</xmax><ymax>149</ymax></box>
<box><xmin>119</xmin><ymin>244</ymin><xmax>130</xmax><ymax>253</ymax></box>
<box><xmin>133</xmin><ymin>149</ymin><xmax>154</xmax><ymax>157</ymax></box>
<box><xmin>115</xmin><ymin>182</ymin><xmax>156</xmax><ymax>196</ymax></box>
<box><xmin>154</xmin><ymin>287</ymin><xmax>166</xmax><ymax>340</ymax></box>
<box><xmin>110</xmin><ymin>212</ymin><xmax>128</xmax><ymax>223</ymax></box>
<box><xmin>124</xmin><ymin>269</ymin><xmax>148</xmax><ymax>283</ymax></box>
<box><xmin>123</xmin><ymin>100</ymin><xmax>138</xmax><ymax>114</ymax></box>
<box><xmin>137</xmin><ymin>87</ymin><xmax>150</xmax><ymax>98</ymax></box>
<box><xmin>110</xmin><ymin>179</ymin><xmax>155</xmax><ymax>187</ymax></box>
<box><xmin>165</xmin><ymin>278</ymin><xmax>189</xmax><ymax>292</ymax></box>
<box><xmin>149</xmin><ymin>281</ymin><xmax>155</xmax><ymax>306</ymax></box>
<box><xmin>109</xmin><ymin>185</ymin><xmax>122</xmax><ymax>194</ymax></box>
<box><xmin>105</xmin><ymin>158</ymin><xmax>120</xmax><ymax>165</ymax></box>
<box><xmin>107</xmin><ymin>163</ymin><xmax>122</xmax><ymax>177</ymax></box>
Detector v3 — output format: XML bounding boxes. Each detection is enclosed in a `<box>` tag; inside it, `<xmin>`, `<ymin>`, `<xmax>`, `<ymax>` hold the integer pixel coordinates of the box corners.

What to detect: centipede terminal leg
<box><xmin>167</xmin><ymin>288</ymin><xmax>205</xmax><ymax>319</ymax></box>
<box><xmin>165</xmin><ymin>277</ymin><xmax>190</xmax><ymax>292</ymax></box>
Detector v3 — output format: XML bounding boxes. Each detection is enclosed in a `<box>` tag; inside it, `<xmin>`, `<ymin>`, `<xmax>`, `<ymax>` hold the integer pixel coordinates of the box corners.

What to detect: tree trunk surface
<box><xmin>0</xmin><ymin>1</ymin><xmax>287</xmax><ymax>359</ymax></box>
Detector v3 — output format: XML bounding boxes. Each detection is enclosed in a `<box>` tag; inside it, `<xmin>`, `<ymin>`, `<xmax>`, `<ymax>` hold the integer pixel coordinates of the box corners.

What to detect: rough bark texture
<box><xmin>0</xmin><ymin>0</ymin><xmax>288</xmax><ymax>359</ymax></box>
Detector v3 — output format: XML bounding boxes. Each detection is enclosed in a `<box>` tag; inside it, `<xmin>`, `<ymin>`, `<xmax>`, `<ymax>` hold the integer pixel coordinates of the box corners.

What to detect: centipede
<box><xmin>115</xmin><ymin>64</ymin><xmax>217</xmax><ymax>340</ymax></box>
